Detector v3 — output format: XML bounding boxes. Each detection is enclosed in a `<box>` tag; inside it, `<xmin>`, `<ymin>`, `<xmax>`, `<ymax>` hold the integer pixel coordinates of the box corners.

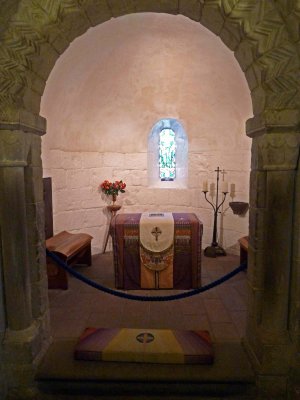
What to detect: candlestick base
<box><xmin>204</xmin><ymin>245</ymin><xmax>227</xmax><ymax>258</ymax></box>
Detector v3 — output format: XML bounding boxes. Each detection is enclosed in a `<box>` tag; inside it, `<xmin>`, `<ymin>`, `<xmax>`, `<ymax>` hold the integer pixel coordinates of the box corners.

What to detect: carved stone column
<box><xmin>0</xmin><ymin>113</ymin><xmax>47</xmax><ymax>398</ymax></box>
<box><xmin>244</xmin><ymin>112</ymin><xmax>300</xmax><ymax>398</ymax></box>
<box><xmin>288</xmin><ymin>164</ymin><xmax>300</xmax><ymax>397</ymax></box>
<box><xmin>0</xmin><ymin>130</ymin><xmax>32</xmax><ymax>330</ymax></box>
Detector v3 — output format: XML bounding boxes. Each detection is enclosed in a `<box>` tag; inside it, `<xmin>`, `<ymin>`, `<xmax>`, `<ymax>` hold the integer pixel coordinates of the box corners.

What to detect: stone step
<box><xmin>33</xmin><ymin>393</ymin><xmax>256</xmax><ymax>400</ymax></box>
<box><xmin>36</xmin><ymin>382</ymin><xmax>256</xmax><ymax>399</ymax></box>
<box><xmin>35</xmin><ymin>339</ymin><xmax>256</xmax><ymax>398</ymax></box>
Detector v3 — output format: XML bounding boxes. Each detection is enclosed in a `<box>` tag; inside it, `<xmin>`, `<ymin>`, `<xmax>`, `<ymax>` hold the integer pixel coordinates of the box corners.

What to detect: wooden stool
<box><xmin>238</xmin><ymin>235</ymin><xmax>249</xmax><ymax>266</ymax></box>
<box><xmin>46</xmin><ymin>230</ymin><xmax>93</xmax><ymax>289</ymax></box>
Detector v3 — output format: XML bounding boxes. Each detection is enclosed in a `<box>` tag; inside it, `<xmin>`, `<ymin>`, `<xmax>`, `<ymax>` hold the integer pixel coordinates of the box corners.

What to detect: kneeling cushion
<box><xmin>74</xmin><ymin>327</ymin><xmax>214</xmax><ymax>364</ymax></box>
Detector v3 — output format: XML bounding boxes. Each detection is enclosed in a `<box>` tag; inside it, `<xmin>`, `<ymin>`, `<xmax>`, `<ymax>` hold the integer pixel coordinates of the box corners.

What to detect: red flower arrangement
<box><xmin>99</xmin><ymin>180</ymin><xmax>126</xmax><ymax>197</ymax></box>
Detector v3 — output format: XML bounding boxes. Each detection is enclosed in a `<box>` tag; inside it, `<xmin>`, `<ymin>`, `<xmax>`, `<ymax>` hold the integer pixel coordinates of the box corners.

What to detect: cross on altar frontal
<box><xmin>151</xmin><ymin>226</ymin><xmax>162</xmax><ymax>241</ymax></box>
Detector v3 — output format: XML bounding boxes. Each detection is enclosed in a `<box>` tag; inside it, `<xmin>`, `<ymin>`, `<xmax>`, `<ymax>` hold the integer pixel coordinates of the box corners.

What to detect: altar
<box><xmin>111</xmin><ymin>213</ymin><xmax>203</xmax><ymax>289</ymax></box>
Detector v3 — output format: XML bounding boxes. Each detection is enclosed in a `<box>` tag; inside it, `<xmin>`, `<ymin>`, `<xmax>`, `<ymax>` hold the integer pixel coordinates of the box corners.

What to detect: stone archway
<box><xmin>0</xmin><ymin>1</ymin><xmax>299</xmax><ymax>398</ymax></box>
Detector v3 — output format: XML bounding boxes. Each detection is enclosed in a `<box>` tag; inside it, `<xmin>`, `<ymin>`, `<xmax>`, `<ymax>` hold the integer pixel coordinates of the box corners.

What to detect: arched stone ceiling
<box><xmin>0</xmin><ymin>0</ymin><xmax>299</xmax><ymax>127</ymax></box>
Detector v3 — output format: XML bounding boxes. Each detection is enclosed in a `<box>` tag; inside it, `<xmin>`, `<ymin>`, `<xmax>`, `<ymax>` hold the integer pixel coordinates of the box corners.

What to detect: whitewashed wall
<box><xmin>41</xmin><ymin>13</ymin><xmax>253</xmax><ymax>255</ymax></box>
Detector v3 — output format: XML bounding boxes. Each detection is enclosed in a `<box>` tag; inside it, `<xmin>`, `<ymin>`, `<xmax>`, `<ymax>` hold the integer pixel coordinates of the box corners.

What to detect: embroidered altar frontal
<box><xmin>111</xmin><ymin>213</ymin><xmax>203</xmax><ymax>289</ymax></box>
<box><xmin>74</xmin><ymin>327</ymin><xmax>214</xmax><ymax>364</ymax></box>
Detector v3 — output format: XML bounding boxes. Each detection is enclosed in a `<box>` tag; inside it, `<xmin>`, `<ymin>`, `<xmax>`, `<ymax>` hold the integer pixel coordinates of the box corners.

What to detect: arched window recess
<box><xmin>148</xmin><ymin>118</ymin><xmax>188</xmax><ymax>188</ymax></box>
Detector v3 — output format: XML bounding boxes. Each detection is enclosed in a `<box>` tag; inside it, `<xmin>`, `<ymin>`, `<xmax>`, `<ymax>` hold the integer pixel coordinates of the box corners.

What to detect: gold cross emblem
<box><xmin>151</xmin><ymin>226</ymin><xmax>162</xmax><ymax>241</ymax></box>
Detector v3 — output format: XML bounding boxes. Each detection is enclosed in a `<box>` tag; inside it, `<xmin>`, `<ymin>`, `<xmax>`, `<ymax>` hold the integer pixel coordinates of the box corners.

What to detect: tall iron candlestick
<box><xmin>203</xmin><ymin>167</ymin><xmax>228</xmax><ymax>257</ymax></box>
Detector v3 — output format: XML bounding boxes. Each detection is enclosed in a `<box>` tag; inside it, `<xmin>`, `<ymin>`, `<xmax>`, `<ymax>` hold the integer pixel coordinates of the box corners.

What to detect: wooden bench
<box><xmin>238</xmin><ymin>235</ymin><xmax>249</xmax><ymax>266</ymax></box>
<box><xmin>46</xmin><ymin>230</ymin><xmax>93</xmax><ymax>290</ymax></box>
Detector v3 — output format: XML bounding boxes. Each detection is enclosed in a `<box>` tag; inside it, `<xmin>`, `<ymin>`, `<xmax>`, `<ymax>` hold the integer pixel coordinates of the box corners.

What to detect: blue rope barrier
<box><xmin>46</xmin><ymin>249</ymin><xmax>247</xmax><ymax>302</ymax></box>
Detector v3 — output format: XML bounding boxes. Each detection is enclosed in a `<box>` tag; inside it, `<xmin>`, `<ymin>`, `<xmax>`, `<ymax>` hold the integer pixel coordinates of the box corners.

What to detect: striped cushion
<box><xmin>74</xmin><ymin>328</ymin><xmax>214</xmax><ymax>364</ymax></box>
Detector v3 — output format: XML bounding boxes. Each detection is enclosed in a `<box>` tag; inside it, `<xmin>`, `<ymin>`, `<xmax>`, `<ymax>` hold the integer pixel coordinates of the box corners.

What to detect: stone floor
<box><xmin>39</xmin><ymin>253</ymin><xmax>254</xmax><ymax>399</ymax></box>
<box><xmin>48</xmin><ymin>251</ymin><xmax>248</xmax><ymax>343</ymax></box>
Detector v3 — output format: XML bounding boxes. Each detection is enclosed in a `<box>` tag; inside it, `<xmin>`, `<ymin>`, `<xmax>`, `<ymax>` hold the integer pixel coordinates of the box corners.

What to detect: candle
<box><xmin>203</xmin><ymin>180</ymin><xmax>208</xmax><ymax>191</ymax></box>
<box><xmin>230</xmin><ymin>183</ymin><xmax>235</xmax><ymax>197</ymax></box>
<box><xmin>222</xmin><ymin>181</ymin><xmax>228</xmax><ymax>193</ymax></box>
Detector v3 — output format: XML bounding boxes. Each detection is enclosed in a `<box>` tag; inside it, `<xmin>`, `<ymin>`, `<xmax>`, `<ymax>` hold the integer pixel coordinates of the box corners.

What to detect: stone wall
<box><xmin>41</xmin><ymin>13</ymin><xmax>253</xmax><ymax>254</ymax></box>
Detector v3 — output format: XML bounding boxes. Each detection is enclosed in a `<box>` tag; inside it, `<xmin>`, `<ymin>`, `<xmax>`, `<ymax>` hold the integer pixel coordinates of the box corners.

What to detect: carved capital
<box><xmin>252</xmin><ymin>132</ymin><xmax>300</xmax><ymax>171</ymax></box>
<box><xmin>246</xmin><ymin>110</ymin><xmax>300</xmax><ymax>138</ymax></box>
<box><xmin>0</xmin><ymin>109</ymin><xmax>46</xmax><ymax>136</ymax></box>
<box><xmin>0</xmin><ymin>130</ymin><xmax>31</xmax><ymax>167</ymax></box>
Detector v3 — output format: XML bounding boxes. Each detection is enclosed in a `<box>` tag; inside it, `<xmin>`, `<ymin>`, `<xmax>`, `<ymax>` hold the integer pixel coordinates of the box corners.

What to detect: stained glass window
<box><xmin>159</xmin><ymin>128</ymin><xmax>176</xmax><ymax>181</ymax></box>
